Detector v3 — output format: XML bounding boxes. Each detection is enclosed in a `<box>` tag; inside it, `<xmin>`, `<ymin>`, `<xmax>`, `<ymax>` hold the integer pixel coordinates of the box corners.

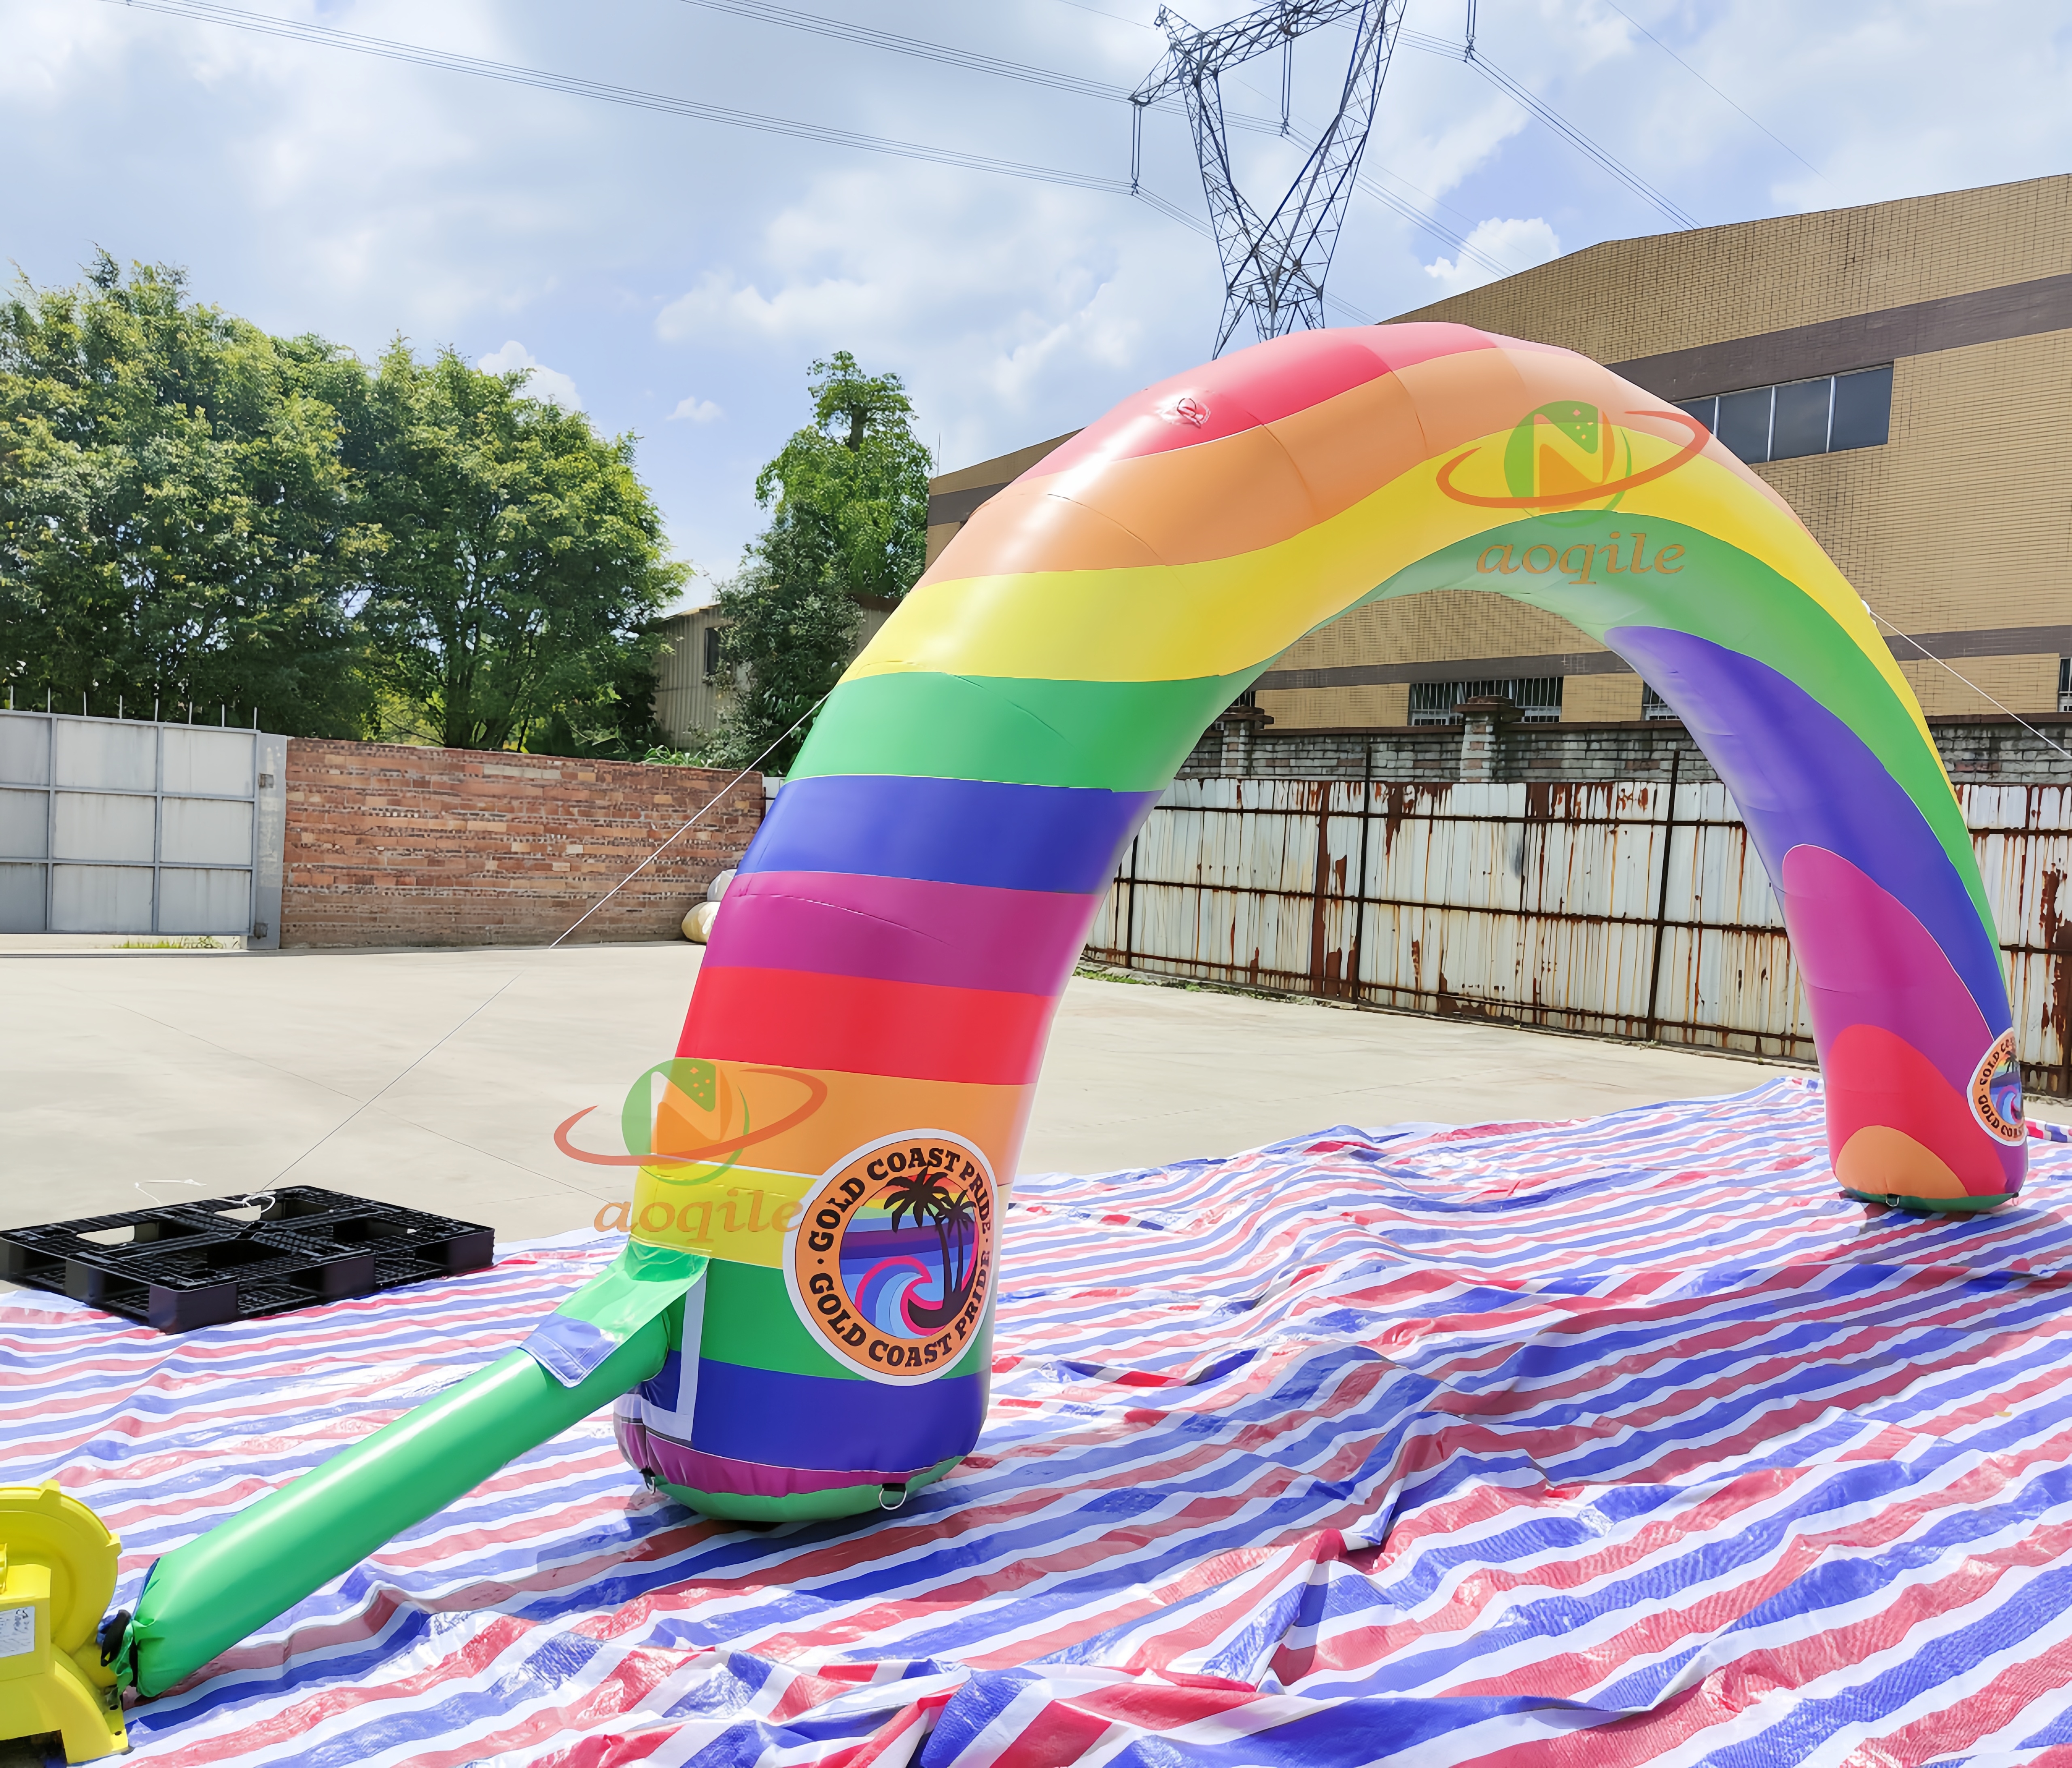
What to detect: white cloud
<box><xmin>648</xmin><ymin>159</ymin><xmax>1193</xmax><ymax>480</ymax></box>
<box><xmin>476</xmin><ymin>339</ymin><xmax>582</xmax><ymax>409</ymax></box>
<box><xmin>669</xmin><ymin>394</ymin><xmax>724</xmax><ymax>423</ymax></box>
<box><xmin>1422</xmin><ymin>218</ymin><xmax>1563</xmax><ymax>298</ymax></box>
<box><xmin>11</xmin><ymin>0</ymin><xmax>2072</xmax><ymax>563</ymax></box>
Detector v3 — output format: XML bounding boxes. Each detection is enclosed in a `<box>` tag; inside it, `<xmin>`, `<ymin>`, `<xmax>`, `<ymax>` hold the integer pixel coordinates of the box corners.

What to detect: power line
<box><xmin>1286</xmin><ymin>125</ymin><xmax>1515</xmax><ymax>278</ymax></box>
<box><xmin>678</xmin><ymin>0</ymin><xmax>1142</xmax><ymax>107</ymax></box>
<box><xmin>682</xmin><ymin>0</ymin><xmax>1508</xmax><ymax>286</ymax></box>
<box><xmin>102</xmin><ymin>0</ymin><xmax>1135</xmax><ymax>193</ymax></box>
<box><xmin>1596</xmin><ymin>0</ymin><xmax>1830</xmax><ymax>187</ymax></box>
<box><xmin>681</xmin><ymin>0</ymin><xmax>1284</xmax><ymax>135</ymax></box>
<box><xmin>1206</xmin><ymin>55</ymin><xmax>1516</xmax><ymax>279</ymax></box>
<box><xmin>1397</xmin><ymin>28</ymin><xmax>1698</xmax><ymax>230</ymax></box>
<box><xmin>108</xmin><ymin>0</ymin><xmax>1439</xmax><ymax>320</ymax></box>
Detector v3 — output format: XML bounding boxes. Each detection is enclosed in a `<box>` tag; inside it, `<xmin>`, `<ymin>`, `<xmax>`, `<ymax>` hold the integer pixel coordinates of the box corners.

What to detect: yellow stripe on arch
<box><xmin>853</xmin><ymin>425</ymin><xmax>1910</xmax><ymax>713</ymax></box>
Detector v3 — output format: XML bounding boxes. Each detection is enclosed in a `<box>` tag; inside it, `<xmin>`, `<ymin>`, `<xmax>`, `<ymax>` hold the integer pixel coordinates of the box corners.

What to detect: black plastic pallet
<box><xmin>0</xmin><ymin>1186</ymin><xmax>495</xmax><ymax>1332</ymax></box>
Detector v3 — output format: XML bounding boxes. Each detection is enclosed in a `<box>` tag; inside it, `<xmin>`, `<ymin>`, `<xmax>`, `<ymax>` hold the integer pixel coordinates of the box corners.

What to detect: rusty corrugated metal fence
<box><xmin>1086</xmin><ymin>776</ymin><xmax>2072</xmax><ymax>1096</ymax></box>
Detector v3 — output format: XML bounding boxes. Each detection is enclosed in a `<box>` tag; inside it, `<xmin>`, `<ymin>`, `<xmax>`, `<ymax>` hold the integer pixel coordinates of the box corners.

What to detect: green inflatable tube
<box><xmin>116</xmin><ymin>1314</ymin><xmax>670</xmax><ymax>1696</ymax></box>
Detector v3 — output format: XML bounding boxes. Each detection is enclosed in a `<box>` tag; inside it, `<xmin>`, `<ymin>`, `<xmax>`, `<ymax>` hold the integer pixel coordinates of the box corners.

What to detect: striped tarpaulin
<box><xmin>10</xmin><ymin>1075</ymin><xmax>2072</xmax><ymax>1766</ymax></box>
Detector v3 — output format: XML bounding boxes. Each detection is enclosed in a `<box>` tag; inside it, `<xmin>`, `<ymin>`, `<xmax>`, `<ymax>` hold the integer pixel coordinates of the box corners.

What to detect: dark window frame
<box><xmin>1671</xmin><ymin>363</ymin><xmax>1892</xmax><ymax>465</ymax></box>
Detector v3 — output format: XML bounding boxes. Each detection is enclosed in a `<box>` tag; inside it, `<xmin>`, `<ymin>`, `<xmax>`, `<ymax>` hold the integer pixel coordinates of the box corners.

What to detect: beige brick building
<box><xmin>653</xmin><ymin>599</ymin><xmax>896</xmax><ymax>746</ymax></box>
<box><xmin>926</xmin><ymin>173</ymin><xmax>2072</xmax><ymax>729</ymax></box>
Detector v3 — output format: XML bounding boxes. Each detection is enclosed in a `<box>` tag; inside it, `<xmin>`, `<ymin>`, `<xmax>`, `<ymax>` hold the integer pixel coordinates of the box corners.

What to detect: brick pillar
<box><xmin>1456</xmin><ymin>695</ymin><xmax>1521</xmax><ymax>784</ymax></box>
<box><xmin>1214</xmin><ymin>703</ymin><xmax>1274</xmax><ymax>777</ymax></box>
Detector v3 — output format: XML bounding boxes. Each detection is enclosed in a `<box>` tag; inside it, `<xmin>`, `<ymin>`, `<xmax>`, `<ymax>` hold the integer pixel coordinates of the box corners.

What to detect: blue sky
<box><xmin>8</xmin><ymin>0</ymin><xmax>2069</xmax><ymax>608</ymax></box>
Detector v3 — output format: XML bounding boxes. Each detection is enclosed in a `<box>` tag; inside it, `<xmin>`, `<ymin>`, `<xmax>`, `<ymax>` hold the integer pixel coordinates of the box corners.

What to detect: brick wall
<box><xmin>280</xmin><ymin>740</ymin><xmax>763</xmax><ymax>948</ymax></box>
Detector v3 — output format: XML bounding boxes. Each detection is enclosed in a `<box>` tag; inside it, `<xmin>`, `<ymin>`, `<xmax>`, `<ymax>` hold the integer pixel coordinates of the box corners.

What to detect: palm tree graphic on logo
<box><xmin>875</xmin><ymin>1164</ymin><xmax>981</xmax><ymax>1334</ymax></box>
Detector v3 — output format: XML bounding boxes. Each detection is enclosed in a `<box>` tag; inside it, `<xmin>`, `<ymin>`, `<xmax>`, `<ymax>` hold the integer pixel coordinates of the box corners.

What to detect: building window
<box><xmin>1673</xmin><ymin>364</ymin><xmax>1892</xmax><ymax>465</ymax></box>
<box><xmin>2060</xmin><ymin>657</ymin><xmax>2071</xmax><ymax>714</ymax></box>
<box><xmin>703</xmin><ymin>625</ymin><xmax>724</xmax><ymax>682</ymax></box>
<box><xmin>1409</xmin><ymin>677</ymin><xmax>1563</xmax><ymax>725</ymax></box>
<box><xmin>1641</xmin><ymin>684</ymin><xmax>1679</xmax><ymax>721</ymax></box>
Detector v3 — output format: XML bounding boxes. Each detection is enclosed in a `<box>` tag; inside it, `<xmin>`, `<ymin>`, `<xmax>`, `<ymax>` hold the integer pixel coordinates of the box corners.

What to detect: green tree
<box><xmin>754</xmin><ymin>349</ymin><xmax>930</xmax><ymax>604</ymax></box>
<box><xmin>0</xmin><ymin>255</ymin><xmax>376</xmax><ymax>734</ymax></box>
<box><xmin>709</xmin><ymin>351</ymin><xmax>930</xmax><ymax>771</ymax></box>
<box><xmin>350</xmin><ymin>344</ymin><xmax>686</xmax><ymax>753</ymax></box>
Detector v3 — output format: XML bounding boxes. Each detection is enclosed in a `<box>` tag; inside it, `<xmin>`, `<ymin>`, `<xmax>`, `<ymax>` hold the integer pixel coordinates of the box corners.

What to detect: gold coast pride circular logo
<box><xmin>1970</xmin><ymin>1028</ymin><xmax>2025</xmax><ymax>1145</ymax></box>
<box><xmin>784</xmin><ymin>1130</ymin><xmax>997</xmax><ymax>1386</ymax></box>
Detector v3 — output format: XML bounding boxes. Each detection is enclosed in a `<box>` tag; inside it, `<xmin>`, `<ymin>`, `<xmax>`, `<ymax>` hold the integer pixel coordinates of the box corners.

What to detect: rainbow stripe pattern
<box><xmin>640</xmin><ymin>323</ymin><xmax>2025</xmax><ymax>1513</ymax></box>
<box><xmin>24</xmin><ymin>1086</ymin><xmax>2072</xmax><ymax>1767</ymax></box>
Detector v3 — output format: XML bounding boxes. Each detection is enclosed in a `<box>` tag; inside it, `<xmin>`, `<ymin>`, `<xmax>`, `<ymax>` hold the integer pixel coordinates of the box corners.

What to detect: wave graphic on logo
<box><xmin>1437</xmin><ymin>404</ymin><xmax>1709</xmax><ymax>511</ymax></box>
<box><xmin>853</xmin><ymin>1254</ymin><xmax>938</xmax><ymax>1335</ymax></box>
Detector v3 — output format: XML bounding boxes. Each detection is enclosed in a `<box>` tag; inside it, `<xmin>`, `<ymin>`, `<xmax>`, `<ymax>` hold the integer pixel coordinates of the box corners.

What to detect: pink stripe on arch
<box><xmin>616</xmin><ymin>1414</ymin><xmax>930</xmax><ymax>1497</ymax></box>
<box><xmin>705</xmin><ymin>870</ymin><xmax>1103</xmax><ymax>997</ymax></box>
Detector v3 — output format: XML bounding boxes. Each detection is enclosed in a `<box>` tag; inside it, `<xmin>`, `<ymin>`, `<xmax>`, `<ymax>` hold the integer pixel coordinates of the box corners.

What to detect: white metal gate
<box><xmin>0</xmin><ymin>710</ymin><xmax>287</xmax><ymax>947</ymax></box>
<box><xmin>1088</xmin><ymin>775</ymin><xmax>2072</xmax><ymax>1098</ymax></box>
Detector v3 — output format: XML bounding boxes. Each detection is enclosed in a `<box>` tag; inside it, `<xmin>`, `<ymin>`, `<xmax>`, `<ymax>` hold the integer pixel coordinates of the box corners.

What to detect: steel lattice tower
<box><xmin>1134</xmin><ymin>1</ymin><xmax>1402</xmax><ymax>356</ymax></box>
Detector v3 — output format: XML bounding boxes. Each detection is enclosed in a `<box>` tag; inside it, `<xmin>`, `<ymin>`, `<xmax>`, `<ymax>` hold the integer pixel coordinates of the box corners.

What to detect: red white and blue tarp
<box><xmin>12</xmin><ymin>1076</ymin><xmax>2072</xmax><ymax>1766</ymax></box>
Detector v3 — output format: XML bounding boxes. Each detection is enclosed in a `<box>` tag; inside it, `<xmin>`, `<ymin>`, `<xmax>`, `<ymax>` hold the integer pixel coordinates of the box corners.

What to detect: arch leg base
<box><xmin>662</xmin><ymin>1457</ymin><xmax>959</xmax><ymax>1524</ymax></box>
<box><xmin>1840</xmin><ymin>1187</ymin><xmax>2013</xmax><ymax>1215</ymax></box>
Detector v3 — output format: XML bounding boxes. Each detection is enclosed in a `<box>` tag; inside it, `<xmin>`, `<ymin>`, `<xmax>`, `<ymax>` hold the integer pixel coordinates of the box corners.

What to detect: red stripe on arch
<box><xmin>1033</xmin><ymin>323</ymin><xmax>1499</xmax><ymax>477</ymax></box>
<box><xmin>677</xmin><ymin>966</ymin><xmax>1056</xmax><ymax>1085</ymax></box>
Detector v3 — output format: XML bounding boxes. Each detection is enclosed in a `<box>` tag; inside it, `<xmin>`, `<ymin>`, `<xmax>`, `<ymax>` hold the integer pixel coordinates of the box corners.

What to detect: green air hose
<box><xmin>112</xmin><ymin>1246</ymin><xmax>698</xmax><ymax>1698</ymax></box>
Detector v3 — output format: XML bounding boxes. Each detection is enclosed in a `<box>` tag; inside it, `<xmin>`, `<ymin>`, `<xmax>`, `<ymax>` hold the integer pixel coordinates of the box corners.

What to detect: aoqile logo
<box><xmin>1437</xmin><ymin>399</ymin><xmax>1708</xmax><ymax>512</ymax></box>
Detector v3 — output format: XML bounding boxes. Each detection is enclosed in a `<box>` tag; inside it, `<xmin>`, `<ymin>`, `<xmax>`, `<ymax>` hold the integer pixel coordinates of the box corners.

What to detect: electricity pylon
<box><xmin>1133</xmin><ymin>1</ymin><xmax>1402</xmax><ymax>356</ymax></box>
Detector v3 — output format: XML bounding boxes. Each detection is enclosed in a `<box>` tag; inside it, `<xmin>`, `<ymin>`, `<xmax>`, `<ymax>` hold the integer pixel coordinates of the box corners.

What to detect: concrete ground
<box><xmin>9</xmin><ymin>937</ymin><xmax>2034</xmax><ymax>1248</ymax></box>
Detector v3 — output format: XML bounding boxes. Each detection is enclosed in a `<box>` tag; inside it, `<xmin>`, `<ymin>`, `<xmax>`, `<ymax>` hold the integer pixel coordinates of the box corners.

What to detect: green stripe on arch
<box><xmin>700</xmin><ymin>1261</ymin><xmax>989</xmax><ymax>1381</ymax></box>
<box><xmin>1361</xmin><ymin>514</ymin><xmax>1986</xmax><ymax>926</ymax></box>
<box><xmin>792</xmin><ymin>668</ymin><xmax>1261</xmax><ymax>793</ymax></box>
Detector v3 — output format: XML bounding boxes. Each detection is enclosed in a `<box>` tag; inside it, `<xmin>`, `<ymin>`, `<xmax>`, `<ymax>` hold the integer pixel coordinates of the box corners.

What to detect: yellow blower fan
<box><xmin>0</xmin><ymin>1485</ymin><xmax>126</xmax><ymax>1763</ymax></box>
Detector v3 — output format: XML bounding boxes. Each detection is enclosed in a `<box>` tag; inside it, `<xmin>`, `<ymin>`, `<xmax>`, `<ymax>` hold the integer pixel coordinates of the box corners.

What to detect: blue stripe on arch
<box><xmin>691</xmin><ymin>1358</ymin><xmax>985</xmax><ymax>1471</ymax></box>
<box><xmin>738</xmin><ymin>774</ymin><xmax>1155</xmax><ymax>895</ymax></box>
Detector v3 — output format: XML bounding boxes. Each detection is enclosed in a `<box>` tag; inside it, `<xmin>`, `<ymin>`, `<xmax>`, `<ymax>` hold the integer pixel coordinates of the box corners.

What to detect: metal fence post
<box><xmin>1346</xmin><ymin>744</ymin><xmax>1376</xmax><ymax>1003</ymax></box>
<box><xmin>1122</xmin><ymin>835</ymin><xmax>1140</xmax><ymax>970</ymax></box>
<box><xmin>1308</xmin><ymin>781</ymin><xmax>1334</xmax><ymax>992</ymax></box>
<box><xmin>1643</xmin><ymin>746</ymin><xmax>1684</xmax><ymax>1041</ymax></box>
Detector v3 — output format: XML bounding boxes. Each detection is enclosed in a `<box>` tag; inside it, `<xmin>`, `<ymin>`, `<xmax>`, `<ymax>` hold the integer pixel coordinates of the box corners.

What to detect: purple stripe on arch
<box><xmin>1607</xmin><ymin>625</ymin><xmax>2010</xmax><ymax>1028</ymax></box>
<box><xmin>705</xmin><ymin>871</ymin><xmax>1102</xmax><ymax>997</ymax></box>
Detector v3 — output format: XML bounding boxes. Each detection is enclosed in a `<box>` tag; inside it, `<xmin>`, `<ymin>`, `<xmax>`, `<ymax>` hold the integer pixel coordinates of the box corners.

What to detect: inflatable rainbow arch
<box><xmin>618</xmin><ymin>321</ymin><xmax>2027</xmax><ymax>1519</ymax></box>
<box><xmin>95</xmin><ymin>325</ymin><xmax>2028</xmax><ymax>1708</ymax></box>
